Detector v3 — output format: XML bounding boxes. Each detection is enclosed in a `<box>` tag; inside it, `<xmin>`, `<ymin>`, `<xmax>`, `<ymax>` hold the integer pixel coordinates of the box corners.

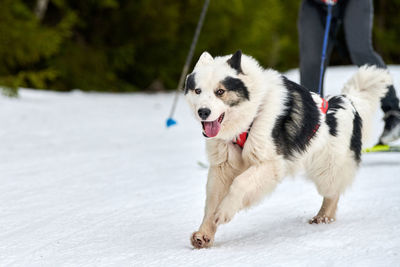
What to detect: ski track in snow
<box><xmin>1</xmin><ymin>66</ymin><xmax>399</xmax><ymax>266</ymax></box>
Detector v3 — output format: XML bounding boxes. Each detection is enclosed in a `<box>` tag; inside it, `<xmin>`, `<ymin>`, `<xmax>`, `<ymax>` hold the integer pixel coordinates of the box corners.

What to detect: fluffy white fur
<box><xmin>185</xmin><ymin>52</ymin><xmax>392</xmax><ymax>249</ymax></box>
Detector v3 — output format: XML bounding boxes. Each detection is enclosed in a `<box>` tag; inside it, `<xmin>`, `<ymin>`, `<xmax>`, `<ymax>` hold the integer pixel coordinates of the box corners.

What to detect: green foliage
<box><xmin>373</xmin><ymin>0</ymin><xmax>400</xmax><ymax>64</ymax></box>
<box><xmin>198</xmin><ymin>0</ymin><xmax>300</xmax><ymax>71</ymax></box>
<box><xmin>0</xmin><ymin>0</ymin><xmax>76</xmax><ymax>92</ymax></box>
<box><xmin>0</xmin><ymin>0</ymin><xmax>398</xmax><ymax>93</ymax></box>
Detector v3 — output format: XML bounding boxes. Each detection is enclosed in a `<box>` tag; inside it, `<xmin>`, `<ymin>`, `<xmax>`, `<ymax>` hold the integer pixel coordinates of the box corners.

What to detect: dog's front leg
<box><xmin>214</xmin><ymin>161</ymin><xmax>282</xmax><ymax>225</ymax></box>
<box><xmin>191</xmin><ymin>164</ymin><xmax>237</xmax><ymax>249</ymax></box>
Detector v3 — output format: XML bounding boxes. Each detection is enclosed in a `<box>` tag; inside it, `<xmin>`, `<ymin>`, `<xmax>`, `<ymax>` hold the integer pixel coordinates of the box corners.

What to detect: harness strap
<box><xmin>233</xmin><ymin>131</ymin><xmax>248</xmax><ymax>149</ymax></box>
<box><xmin>320</xmin><ymin>97</ymin><xmax>329</xmax><ymax>113</ymax></box>
<box><xmin>308</xmin><ymin>97</ymin><xmax>329</xmax><ymax>140</ymax></box>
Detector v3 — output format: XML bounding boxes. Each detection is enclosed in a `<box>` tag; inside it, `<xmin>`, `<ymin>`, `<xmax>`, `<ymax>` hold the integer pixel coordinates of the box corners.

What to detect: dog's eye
<box><xmin>216</xmin><ymin>89</ymin><xmax>225</xmax><ymax>96</ymax></box>
<box><xmin>195</xmin><ymin>88</ymin><xmax>201</xmax><ymax>95</ymax></box>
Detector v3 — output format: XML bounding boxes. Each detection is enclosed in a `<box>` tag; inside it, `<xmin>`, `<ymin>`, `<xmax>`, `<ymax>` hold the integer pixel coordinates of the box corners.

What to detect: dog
<box><xmin>184</xmin><ymin>50</ymin><xmax>391</xmax><ymax>249</ymax></box>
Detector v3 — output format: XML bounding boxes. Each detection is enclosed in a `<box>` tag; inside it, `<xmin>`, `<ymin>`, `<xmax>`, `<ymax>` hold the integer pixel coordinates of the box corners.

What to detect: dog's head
<box><xmin>184</xmin><ymin>50</ymin><xmax>257</xmax><ymax>140</ymax></box>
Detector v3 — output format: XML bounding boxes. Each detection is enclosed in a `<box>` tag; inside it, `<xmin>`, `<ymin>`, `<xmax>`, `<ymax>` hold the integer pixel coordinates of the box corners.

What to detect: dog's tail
<box><xmin>342</xmin><ymin>65</ymin><xmax>392</xmax><ymax>144</ymax></box>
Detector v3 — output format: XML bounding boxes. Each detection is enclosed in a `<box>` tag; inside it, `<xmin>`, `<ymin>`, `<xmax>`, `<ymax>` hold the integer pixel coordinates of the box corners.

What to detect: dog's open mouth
<box><xmin>202</xmin><ymin>113</ymin><xmax>225</xmax><ymax>138</ymax></box>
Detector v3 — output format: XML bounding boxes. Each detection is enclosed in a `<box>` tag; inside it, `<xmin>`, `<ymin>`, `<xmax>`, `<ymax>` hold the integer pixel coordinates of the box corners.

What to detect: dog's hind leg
<box><xmin>309</xmin><ymin>195</ymin><xmax>339</xmax><ymax>224</ymax></box>
<box><xmin>307</xmin><ymin>152</ymin><xmax>358</xmax><ymax>224</ymax></box>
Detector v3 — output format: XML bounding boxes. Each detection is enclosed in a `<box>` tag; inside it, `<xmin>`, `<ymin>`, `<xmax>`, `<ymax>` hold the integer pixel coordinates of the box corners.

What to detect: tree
<box><xmin>0</xmin><ymin>0</ymin><xmax>398</xmax><ymax>94</ymax></box>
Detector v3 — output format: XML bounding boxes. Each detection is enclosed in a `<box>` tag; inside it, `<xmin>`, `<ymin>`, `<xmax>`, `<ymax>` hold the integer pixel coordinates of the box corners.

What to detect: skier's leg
<box><xmin>343</xmin><ymin>0</ymin><xmax>400</xmax><ymax>143</ymax></box>
<box><xmin>298</xmin><ymin>0</ymin><xmax>325</xmax><ymax>93</ymax></box>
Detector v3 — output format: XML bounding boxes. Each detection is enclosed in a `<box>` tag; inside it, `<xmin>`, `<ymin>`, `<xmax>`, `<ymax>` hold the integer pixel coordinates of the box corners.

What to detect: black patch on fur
<box><xmin>221</xmin><ymin>76</ymin><xmax>249</xmax><ymax>103</ymax></box>
<box><xmin>225</xmin><ymin>99</ymin><xmax>242</xmax><ymax>107</ymax></box>
<box><xmin>350</xmin><ymin>111</ymin><xmax>362</xmax><ymax>163</ymax></box>
<box><xmin>272</xmin><ymin>76</ymin><xmax>320</xmax><ymax>159</ymax></box>
<box><xmin>184</xmin><ymin>73</ymin><xmax>196</xmax><ymax>94</ymax></box>
<box><xmin>325</xmin><ymin>96</ymin><xmax>345</xmax><ymax>136</ymax></box>
<box><xmin>227</xmin><ymin>50</ymin><xmax>243</xmax><ymax>74</ymax></box>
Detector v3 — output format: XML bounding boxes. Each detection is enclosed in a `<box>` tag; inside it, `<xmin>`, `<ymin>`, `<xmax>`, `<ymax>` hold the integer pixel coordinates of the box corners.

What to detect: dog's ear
<box><xmin>194</xmin><ymin>51</ymin><xmax>214</xmax><ymax>69</ymax></box>
<box><xmin>227</xmin><ymin>50</ymin><xmax>243</xmax><ymax>74</ymax></box>
<box><xmin>183</xmin><ymin>73</ymin><xmax>195</xmax><ymax>94</ymax></box>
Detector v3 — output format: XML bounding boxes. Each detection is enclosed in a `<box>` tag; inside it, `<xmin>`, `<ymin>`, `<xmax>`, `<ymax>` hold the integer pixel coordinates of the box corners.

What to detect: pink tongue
<box><xmin>203</xmin><ymin>119</ymin><xmax>221</xmax><ymax>137</ymax></box>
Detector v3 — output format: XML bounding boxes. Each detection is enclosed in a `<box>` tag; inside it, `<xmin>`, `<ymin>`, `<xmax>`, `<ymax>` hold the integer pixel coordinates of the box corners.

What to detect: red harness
<box><xmin>233</xmin><ymin>98</ymin><xmax>329</xmax><ymax>149</ymax></box>
<box><xmin>233</xmin><ymin>131</ymin><xmax>249</xmax><ymax>148</ymax></box>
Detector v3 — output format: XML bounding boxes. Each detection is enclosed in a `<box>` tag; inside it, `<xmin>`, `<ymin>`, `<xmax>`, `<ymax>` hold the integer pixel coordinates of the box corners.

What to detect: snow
<box><xmin>1</xmin><ymin>66</ymin><xmax>399</xmax><ymax>266</ymax></box>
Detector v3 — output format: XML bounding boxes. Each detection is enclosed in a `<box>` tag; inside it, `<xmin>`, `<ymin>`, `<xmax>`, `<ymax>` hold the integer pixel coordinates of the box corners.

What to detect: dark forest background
<box><xmin>0</xmin><ymin>0</ymin><xmax>399</xmax><ymax>96</ymax></box>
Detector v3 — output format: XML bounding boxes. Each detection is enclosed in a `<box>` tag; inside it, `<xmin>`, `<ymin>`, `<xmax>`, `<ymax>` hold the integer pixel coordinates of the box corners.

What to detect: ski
<box><xmin>363</xmin><ymin>144</ymin><xmax>400</xmax><ymax>153</ymax></box>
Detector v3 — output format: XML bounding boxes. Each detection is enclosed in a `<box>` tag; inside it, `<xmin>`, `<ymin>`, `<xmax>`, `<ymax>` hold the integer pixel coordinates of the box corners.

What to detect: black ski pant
<box><xmin>298</xmin><ymin>0</ymin><xmax>399</xmax><ymax>113</ymax></box>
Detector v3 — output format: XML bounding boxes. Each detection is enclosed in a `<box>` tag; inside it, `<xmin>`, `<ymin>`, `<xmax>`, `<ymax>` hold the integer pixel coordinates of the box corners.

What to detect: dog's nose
<box><xmin>198</xmin><ymin>108</ymin><xmax>211</xmax><ymax>120</ymax></box>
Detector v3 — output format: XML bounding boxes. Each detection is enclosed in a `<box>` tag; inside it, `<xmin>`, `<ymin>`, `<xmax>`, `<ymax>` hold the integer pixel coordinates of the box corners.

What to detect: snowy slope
<box><xmin>0</xmin><ymin>66</ymin><xmax>399</xmax><ymax>267</ymax></box>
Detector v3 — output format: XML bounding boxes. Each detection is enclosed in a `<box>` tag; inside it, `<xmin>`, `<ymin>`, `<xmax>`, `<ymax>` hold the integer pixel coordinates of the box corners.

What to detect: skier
<box><xmin>298</xmin><ymin>0</ymin><xmax>400</xmax><ymax>144</ymax></box>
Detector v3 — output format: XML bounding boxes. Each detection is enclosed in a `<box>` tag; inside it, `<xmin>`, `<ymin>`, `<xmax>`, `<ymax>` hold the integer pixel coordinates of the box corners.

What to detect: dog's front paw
<box><xmin>191</xmin><ymin>231</ymin><xmax>213</xmax><ymax>249</ymax></box>
<box><xmin>309</xmin><ymin>215</ymin><xmax>335</xmax><ymax>224</ymax></box>
<box><xmin>214</xmin><ymin>199</ymin><xmax>238</xmax><ymax>225</ymax></box>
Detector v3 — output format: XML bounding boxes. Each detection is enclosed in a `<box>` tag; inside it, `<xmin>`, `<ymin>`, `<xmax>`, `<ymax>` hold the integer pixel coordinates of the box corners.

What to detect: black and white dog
<box><xmin>184</xmin><ymin>50</ymin><xmax>391</xmax><ymax>249</ymax></box>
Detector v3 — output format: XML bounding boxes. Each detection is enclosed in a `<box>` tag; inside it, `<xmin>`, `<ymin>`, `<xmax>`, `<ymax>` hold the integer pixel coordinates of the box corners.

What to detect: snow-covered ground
<box><xmin>1</xmin><ymin>66</ymin><xmax>399</xmax><ymax>266</ymax></box>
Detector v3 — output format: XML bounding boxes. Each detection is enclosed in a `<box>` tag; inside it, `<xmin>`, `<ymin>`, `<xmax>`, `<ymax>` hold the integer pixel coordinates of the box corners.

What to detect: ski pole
<box><xmin>166</xmin><ymin>0</ymin><xmax>210</xmax><ymax>128</ymax></box>
<box><xmin>317</xmin><ymin>0</ymin><xmax>336</xmax><ymax>96</ymax></box>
